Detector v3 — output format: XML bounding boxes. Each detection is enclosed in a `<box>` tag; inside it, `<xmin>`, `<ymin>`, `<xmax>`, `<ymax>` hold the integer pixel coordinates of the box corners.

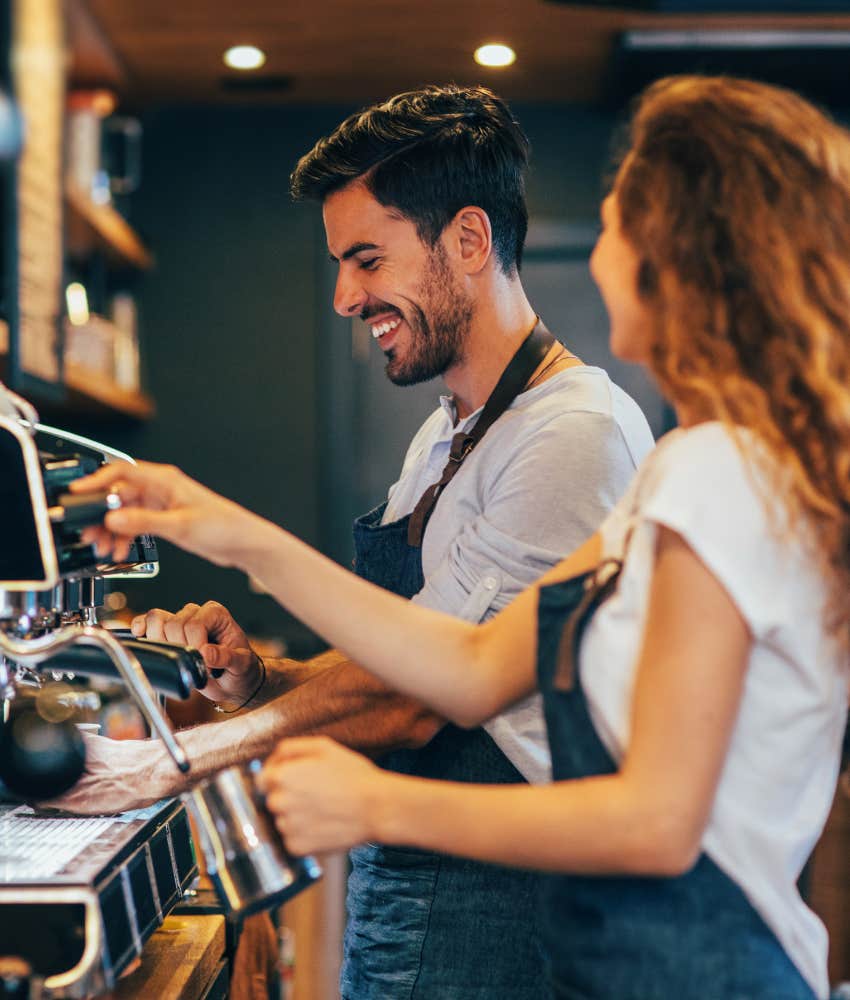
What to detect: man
<box><xmin>59</xmin><ymin>85</ymin><xmax>654</xmax><ymax>998</ymax></box>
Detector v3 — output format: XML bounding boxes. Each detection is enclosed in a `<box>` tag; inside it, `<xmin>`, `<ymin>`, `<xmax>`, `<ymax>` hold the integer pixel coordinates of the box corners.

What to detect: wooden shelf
<box><xmin>65</xmin><ymin>181</ymin><xmax>154</xmax><ymax>270</ymax></box>
<box><xmin>66</xmin><ymin>0</ymin><xmax>127</xmax><ymax>93</ymax></box>
<box><xmin>64</xmin><ymin>360</ymin><xmax>155</xmax><ymax>419</ymax></box>
<box><xmin>0</xmin><ymin>350</ymin><xmax>155</xmax><ymax>422</ymax></box>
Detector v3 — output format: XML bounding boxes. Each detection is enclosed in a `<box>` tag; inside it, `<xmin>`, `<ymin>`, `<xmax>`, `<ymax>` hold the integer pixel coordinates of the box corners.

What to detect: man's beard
<box><xmin>385</xmin><ymin>246</ymin><xmax>474</xmax><ymax>387</ymax></box>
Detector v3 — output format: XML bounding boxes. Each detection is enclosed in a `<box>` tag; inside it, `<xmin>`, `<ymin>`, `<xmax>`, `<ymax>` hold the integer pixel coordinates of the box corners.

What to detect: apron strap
<box><xmin>553</xmin><ymin>559</ymin><xmax>622</xmax><ymax>692</ymax></box>
<box><xmin>553</xmin><ymin>511</ymin><xmax>640</xmax><ymax>691</ymax></box>
<box><xmin>407</xmin><ymin>318</ymin><xmax>556</xmax><ymax>547</ymax></box>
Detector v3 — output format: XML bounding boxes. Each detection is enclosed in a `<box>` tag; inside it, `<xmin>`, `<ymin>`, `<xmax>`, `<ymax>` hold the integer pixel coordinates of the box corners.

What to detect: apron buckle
<box><xmin>449</xmin><ymin>434</ymin><xmax>475</xmax><ymax>463</ymax></box>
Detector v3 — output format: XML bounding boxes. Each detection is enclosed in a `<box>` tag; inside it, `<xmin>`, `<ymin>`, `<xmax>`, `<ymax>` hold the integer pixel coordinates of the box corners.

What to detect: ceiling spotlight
<box><xmin>223</xmin><ymin>45</ymin><xmax>267</xmax><ymax>71</ymax></box>
<box><xmin>474</xmin><ymin>43</ymin><xmax>516</xmax><ymax>68</ymax></box>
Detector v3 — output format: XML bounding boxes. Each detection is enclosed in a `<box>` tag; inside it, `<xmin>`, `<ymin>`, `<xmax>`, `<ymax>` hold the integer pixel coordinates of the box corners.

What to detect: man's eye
<box><xmin>359</xmin><ymin>258</ymin><xmax>380</xmax><ymax>271</ymax></box>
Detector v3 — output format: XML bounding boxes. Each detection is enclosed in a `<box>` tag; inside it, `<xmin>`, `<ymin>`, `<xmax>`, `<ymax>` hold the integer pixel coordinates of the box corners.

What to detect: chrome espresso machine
<box><xmin>0</xmin><ymin>383</ymin><xmax>320</xmax><ymax>998</ymax></box>
<box><xmin>0</xmin><ymin>382</ymin><xmax>205</xmax><ymax>998</ymax></box>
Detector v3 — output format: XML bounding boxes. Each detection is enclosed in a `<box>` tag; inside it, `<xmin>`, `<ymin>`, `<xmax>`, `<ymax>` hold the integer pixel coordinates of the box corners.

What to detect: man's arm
<box><xmin>52</xmin><ymin>659</ymin><xmax>444</xmax><ymax>814</ymax></box>
<box><xmin>182</xmin><ymin>661</ymin><xmax>442</xmax><ymax>777</ymax></box>
<box><xmin>236</xmin><ymin>647</ymin><xmax>348</xmax><ymax>708</ymax></box>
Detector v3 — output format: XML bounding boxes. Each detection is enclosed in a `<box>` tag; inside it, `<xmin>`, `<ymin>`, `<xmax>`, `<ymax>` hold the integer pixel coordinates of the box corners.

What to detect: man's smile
<box><xmin>370</xmin><ymin>316</ymin><xmax>402</xmax><ymax>340</ymax></box>
<box><xmin>363</xmin><ymin>309</ymin><xmax>405</xmax><ymax>349</ymax></box>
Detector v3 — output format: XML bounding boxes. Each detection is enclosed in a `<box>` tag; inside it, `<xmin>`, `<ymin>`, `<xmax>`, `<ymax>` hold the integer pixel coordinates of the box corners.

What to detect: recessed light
<box><xmin>474</xmin><ymin>43</ymin><xmax>516</xmax><ymax>68</ymax></box>
<box><xmin>223</xmin><ymin>45</ymin><xmax>267</xmax><ymax>71</ymax></box>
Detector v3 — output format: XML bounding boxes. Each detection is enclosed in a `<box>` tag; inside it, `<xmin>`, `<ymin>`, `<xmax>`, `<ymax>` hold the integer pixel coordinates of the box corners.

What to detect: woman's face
<box><xmin>590</xmin><ymin>192</ymin><xmax>656</xmax><ymax>365</ymax></box>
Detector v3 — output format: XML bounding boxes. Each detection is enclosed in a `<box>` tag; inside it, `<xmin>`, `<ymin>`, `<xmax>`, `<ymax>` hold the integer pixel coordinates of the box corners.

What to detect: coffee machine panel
<box><xmin>0</xmin><ymin>382</ymin><xmax>207</xmax><ymax>997</ymax></box>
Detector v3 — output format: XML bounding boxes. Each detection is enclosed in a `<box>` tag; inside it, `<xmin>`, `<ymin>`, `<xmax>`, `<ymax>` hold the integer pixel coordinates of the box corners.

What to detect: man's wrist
<box><xmin>212</xmin><ymin>654</ymin><xmax>267</xmax><ymax>714</ymax></box>
<box><xmin>151</xmin><ymin>741</ymin><xmax>192</xmax><ymax>799</ymax></box>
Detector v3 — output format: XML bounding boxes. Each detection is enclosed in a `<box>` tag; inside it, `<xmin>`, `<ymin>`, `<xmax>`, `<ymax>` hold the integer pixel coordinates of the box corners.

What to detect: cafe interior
<box><xmin>3</xmin><ymin>1</ymin><xmax>850</xmax><ymax>998</ymax></box>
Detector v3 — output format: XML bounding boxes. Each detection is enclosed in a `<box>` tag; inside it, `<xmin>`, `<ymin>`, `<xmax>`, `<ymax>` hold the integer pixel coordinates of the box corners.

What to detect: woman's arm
<box><xmin>259</xmin><ymin>526</ymin><xmax>752</xmax><ymax>875</ymax></box>
<box><xmin>243</xmin><ymin>518</ymin><xmax>602</xmax><ymax>727</ymax></box>
<box><xmin>71</xmin><ymin>462</ymin><xmax>599</xmax><ymax>725</ymax></box>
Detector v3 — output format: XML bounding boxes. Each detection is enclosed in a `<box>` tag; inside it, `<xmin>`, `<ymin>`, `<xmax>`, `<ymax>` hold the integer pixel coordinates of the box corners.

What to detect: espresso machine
<box><xmin>0</xmin><ymin>383</ymin><xmax>321</xmax><ymax>998</ymax></box>
<box><xmin>0</xmin><ymin>382</ymin><xmax>206</xmax><ymax>998</ymax></box>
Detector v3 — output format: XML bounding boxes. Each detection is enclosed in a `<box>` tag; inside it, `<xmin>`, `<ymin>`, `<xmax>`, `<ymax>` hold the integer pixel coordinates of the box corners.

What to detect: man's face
<box><xmin>323</xmin><ymin>181</ymin><xmax>473</xmax><ymax>385</ymax></box>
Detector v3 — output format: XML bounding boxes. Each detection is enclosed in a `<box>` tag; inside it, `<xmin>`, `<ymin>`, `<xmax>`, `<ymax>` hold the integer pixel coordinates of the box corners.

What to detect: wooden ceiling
<box><xmin>68</xmin><ymin>0</ymin><xmax>850</xmax><ymax>107</ymax></box>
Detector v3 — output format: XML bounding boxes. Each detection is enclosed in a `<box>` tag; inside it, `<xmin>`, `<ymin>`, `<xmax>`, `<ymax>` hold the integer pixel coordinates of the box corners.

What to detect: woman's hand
<box><xmin>257</xmin><ymin>737</ymin><xmax>392</xmax><ymax>855</ymax></box>
<box><xmin>70</xmin><ymin>461</ymin><xmax>257</xmax><ymax>568</ymax></box>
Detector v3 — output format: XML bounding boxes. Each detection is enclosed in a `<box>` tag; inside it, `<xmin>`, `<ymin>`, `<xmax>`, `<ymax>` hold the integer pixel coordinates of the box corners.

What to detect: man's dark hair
<box><xmin>290</xmin><ymin>84</ymin><xmax>530</xmax><ymax>274</ymax></box>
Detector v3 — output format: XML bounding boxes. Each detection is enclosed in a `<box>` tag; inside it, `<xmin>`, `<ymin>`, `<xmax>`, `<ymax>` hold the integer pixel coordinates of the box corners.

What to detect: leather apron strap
<box><xmin>407</xmin><ymin>318</ymin><xmax>556</xmax><ymax>547</ymax></box>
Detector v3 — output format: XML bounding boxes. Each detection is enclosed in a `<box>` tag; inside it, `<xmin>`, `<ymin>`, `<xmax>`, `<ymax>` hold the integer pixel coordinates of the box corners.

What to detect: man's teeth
<box><xmin>371</xmin><ymin>317</ymin><xmax>402</xmax><ymax>339</ymax></box>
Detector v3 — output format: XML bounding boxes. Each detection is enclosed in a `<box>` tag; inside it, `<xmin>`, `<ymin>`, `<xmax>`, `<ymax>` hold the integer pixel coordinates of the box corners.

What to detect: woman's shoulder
<box><xmin>630</xmin><ymin>422</ymin><xmax>808</xmax><ymax>636</ymax></box>
<box><xmin>653</xmin><ymin>420</ymin><xmax>749</xmax><ymax>458</ymax></box>
<box><xmin>633</xmin><ymin>420</ymin><xmax>789</xmax><ymax>542</ymax></box>
<box><xmin>644</xmin><ymin>421</ymin><xmax>761</xmax><ymax>489</ymax></box>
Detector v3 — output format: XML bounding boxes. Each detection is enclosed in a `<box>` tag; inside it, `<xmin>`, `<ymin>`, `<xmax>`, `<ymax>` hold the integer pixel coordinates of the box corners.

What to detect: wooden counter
<box><xmin>104</xmin><ymin>914</ymin><xmax>226</xmax><ymax>1000</ymax></box>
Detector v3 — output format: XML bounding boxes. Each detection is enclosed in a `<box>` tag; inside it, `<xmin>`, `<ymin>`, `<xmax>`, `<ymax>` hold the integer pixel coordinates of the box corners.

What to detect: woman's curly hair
<box><xmin>617</xmin><ymin>75</ymin><xmax>850</xmax><ymax>644</ymax></box>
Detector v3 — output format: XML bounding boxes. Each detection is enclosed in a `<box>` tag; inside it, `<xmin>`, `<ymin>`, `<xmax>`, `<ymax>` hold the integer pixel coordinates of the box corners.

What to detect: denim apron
<box><xmin>340</xmin><ymin>501</ymin><xmax>548</xmax><ymax>1000</ymax></box>
<box><xmin>341</xmin><ymin>319</ymin><xmax>556</xmax><ymax>1000</ymax></box>
<box><xmin>535</xmin><ymin>571</ymin><xmax>816</xmax><ymax>1000</ymax></box>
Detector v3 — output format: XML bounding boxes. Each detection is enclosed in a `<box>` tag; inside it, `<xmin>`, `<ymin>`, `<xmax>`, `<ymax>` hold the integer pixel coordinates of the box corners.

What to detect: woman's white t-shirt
<box><xmin>580</xmin><ymin>422</ymin><xmax>848</xmax><ymax>999</ymax></box>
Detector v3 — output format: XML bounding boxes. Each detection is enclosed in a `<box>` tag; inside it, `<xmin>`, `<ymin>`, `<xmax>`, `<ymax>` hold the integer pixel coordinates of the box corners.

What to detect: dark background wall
<box><xmin>70</xmin><ymin>101</ymin><xmax>625</xmax><ymax>653</ymax></box>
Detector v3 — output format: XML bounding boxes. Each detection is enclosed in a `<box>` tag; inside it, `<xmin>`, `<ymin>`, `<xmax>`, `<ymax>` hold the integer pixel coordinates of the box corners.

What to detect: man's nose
<box><xmin>333</xmin><ymin>268</ymin><xmax>368</xmax><ymax>318</ymax></box>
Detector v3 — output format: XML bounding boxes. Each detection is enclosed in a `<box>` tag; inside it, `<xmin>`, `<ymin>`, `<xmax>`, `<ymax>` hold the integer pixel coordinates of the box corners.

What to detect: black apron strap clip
<box><xmin>449</xmin><ymin>432</ymin><xmax>475</xmax><ymax>463</ymax></box>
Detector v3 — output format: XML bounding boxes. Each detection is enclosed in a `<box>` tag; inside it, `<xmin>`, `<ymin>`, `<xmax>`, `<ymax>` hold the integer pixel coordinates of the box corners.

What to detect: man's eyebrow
<box><xmin>327</xmin><ymin>242</ymin><xmax>380</xmax><ymax>263</ymax></box>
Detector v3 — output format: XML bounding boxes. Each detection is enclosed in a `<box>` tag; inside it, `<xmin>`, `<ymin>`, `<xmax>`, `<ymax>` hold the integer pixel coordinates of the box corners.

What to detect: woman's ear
<box><xmin>447</xmin><ymin>206</ymin><xmax>492</xmax><ymax>275</ymax></box>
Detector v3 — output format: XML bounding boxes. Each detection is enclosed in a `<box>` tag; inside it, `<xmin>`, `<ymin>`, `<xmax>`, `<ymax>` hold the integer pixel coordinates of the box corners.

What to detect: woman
<box><xmin>75</xmin><ymin>76</ymin><xmax>850</xmax><ymax>999</ymax></box>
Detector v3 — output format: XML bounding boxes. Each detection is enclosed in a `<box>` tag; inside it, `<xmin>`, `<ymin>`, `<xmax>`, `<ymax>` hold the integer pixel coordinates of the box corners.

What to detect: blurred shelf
<box><xmin>66</xmin><ymin>0</ymin><xmax>127</xmax><ymax>93</ymax></box>
<box><xmin>64</xmin><ymin>360</ymin><xmax>155</xmax><ymax>420</ymax></box>
<box><xmin>66</xmin><ymin>181</ymin><xmax>154</xmax><ymax>270</ymax></box>
<box><xmin>0</xmin><ymin>351</ymin><xmax>155</xmax><ymax>423</ymax></box>
<box><xmin>2</xmin><ymin>4</ymin><xmax>155</xmax><ymax>424</ymax></box>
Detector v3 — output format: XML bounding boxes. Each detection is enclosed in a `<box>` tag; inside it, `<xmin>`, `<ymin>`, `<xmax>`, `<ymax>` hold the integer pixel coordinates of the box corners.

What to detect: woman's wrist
<box><xmin>227</xmin><ymin>512</ymin><xmax>287</xmax><ymax>577</ymax></box>
<box><xmin>368</xmin><ymin>772</ymin><xmax>417</xmax><ymax>846</ymax></box>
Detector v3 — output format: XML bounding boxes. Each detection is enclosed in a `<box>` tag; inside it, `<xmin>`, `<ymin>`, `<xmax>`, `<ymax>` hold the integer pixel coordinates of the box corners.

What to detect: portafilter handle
<box><xmin>47</xmin><ymin>491</ymin><xmax>121</xmax><ymax>530</ymax></box>
<box><xmin>0</xmin><ymin>625</ymin><xmax>190</xmax><ymax>773</ymax></box>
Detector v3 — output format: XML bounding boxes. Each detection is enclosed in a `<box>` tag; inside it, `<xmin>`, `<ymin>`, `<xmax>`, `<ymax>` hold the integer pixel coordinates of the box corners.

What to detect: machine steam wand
<box><xmin>0</xmin><ymin>625</ymin><xmax>190</xmax><ymax>773</ymax></box>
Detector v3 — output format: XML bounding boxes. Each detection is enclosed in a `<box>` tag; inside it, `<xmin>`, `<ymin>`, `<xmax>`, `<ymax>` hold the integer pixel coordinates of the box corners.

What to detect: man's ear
<box><xmin>446</xmin><ymin>206</ymin><xmax>492</xmax><ymax>275</ymax></box>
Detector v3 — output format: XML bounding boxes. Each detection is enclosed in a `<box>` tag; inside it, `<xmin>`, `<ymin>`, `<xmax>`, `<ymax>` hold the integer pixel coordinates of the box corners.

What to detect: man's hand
<box><xmin>258</xmin><ymin>736</ymin><xmax>392</xmax><ymax>855</ymax></box>
<box><xmin>132</xmin><ymin>600</ymin><xmax>262</xmax><ymax>705</ymax></box>
<box><xmin>43</xmin><ymin>735</ymin><xmax>181</xmax><ymax>815</ymax></box>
